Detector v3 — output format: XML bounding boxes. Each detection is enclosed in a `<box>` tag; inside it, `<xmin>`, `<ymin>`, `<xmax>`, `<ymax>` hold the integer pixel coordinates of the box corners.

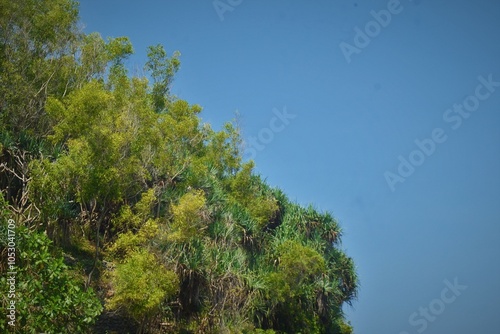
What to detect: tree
<box><xmin>106</xmin><ymin>250</ymin><xmax>179</xmax><ymax>330</ymax></box>
<box><xmin>144</xmin><ymin>44</ymin><xmax>180</xmax><ymax>112</ymax></box>
<box><xmin>1</xmin><ymin>1</ymin><xmax>359</xmax><ymax>332</ymax></box>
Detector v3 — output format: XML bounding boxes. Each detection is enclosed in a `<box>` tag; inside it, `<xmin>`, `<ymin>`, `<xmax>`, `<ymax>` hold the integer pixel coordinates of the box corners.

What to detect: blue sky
<box><xmin>78</xmin><ymin>1</ymin><xmax>500</xmax><ymax>332</ymax></box>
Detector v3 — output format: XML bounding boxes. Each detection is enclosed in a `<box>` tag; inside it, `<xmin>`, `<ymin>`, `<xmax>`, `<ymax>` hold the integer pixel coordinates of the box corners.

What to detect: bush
<box><xmin>0</xmin><ymin>227</ymin><xmax>102</xmax><ymax>333</ymax></box>
<box><xmin>106</xmin><ymin>250</ymin><xmax>179</xmax><ymax>323</ymax></box>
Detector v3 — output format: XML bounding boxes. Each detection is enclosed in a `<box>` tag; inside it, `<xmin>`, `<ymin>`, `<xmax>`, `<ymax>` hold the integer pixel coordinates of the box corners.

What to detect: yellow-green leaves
<box><xmin>113</xmin><ymin>189</ymin><xmax>156</xmax><ymax>231</ymax></box>
<box><xmin>109</xmin><ymin>189</ymin><xmax>159</xmax><ymax>258</ymax></box>
<box><xmin>145</xmin><ymin>44</ymin><xmax>180</xmax><ymax>112</ymax></box>
<box><xmin>78</xmin><ymin>33</ymin><xmax>108</xmax><ymax>82</ymax></box>
<box><xmin>42</xmin><ymin>79</ymin><xmax>151</xmax><ymax>204</ymax></box>
<box><xmin>228</xmin><ymin>161</ymin><xmax>278</xmax><ymax>229</ymax></box>
<box><xmin>201</xmin><ymin>122</ymin><xmax>242</xmax><ymax>177</ymax></box>
<box><xmin>108</xmin><ymin>219</ymin><xmax>159</xmax><ymax>259</ymax></box>
<box><xmin>278</xmin><ymin>240</ymin><xmax>326</xmax><ymax>286</ymax></box>
<box><xmin>263</xmin><ymin>240</ymin><xmax>326</xmax><ymax>304</ymax></box>
<box><xmin>106</xmin><ymin>36</ymin><xmax>133</xmax><ymax>64</ymax></box>
<box><xmin>106</xmin><ymin>250</ymin><xmax>179</xmax><ymax>321</ymax></box>
<box><xmin>168</xmin><ymin>189</ymin><xmax>207</xmax><ymax>242</ymax></box>
<box><xmin>46</xmin><ymin>81</ymin><xmax>113</xmax><ymax>143</ymax></box>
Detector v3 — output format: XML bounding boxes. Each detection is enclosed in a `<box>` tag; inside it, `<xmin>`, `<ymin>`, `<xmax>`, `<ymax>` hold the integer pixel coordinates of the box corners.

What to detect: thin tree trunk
<box><xmin>87</xmin><ymin>206</ymin><xmax>107</xmax><ymax>288</ymax></box>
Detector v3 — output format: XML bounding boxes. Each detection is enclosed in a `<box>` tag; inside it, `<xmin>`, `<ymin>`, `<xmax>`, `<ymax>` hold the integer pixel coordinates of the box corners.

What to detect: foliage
<box><xmin>0</xmin><ymin>226</ymin><xmax>102</xmax><ymax>333</ymax></box>
<box><xmin>168</xmin><ymin>189</ymin><xmax>207</xmax><ymax>242</ymax></box>
<box><xmin>228</xmin><ymin>161</ymin><xmax>279</xmax><ymax>229</ymax></box>
<box><xmin>336</xmin><ymin>319</ymin><xmax>354</xmax><ymax>334</ymax></box>
<box><xmin>278</xmin><ymin>240</ymin><xmax>326</xmax><ymax>288</ymax></box>
<box><xmin>0</xmin><ymin>0</ymin><xmax>358</xmax><ymax>333</ymax></box>
<box><xmin>106</xmin><ymin>250</ymin><xmax>179</xmax><ymax>323</ymax></box>
<box><xmin>145</xmin><ymin>44</ymin><xmax>180</xmax><ymax>112</ymax></box>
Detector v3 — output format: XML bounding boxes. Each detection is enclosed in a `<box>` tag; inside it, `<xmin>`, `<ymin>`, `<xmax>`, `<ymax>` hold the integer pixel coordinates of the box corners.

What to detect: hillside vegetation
<box><xmin>0</xmin><ymin>1</ymin><xmax>357</xmax><ymax>333</ymax></box>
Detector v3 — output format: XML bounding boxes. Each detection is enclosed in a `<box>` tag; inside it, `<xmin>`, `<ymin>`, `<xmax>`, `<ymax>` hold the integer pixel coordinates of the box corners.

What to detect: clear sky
<box><xmin>78</xmin><ymin>1</ymin><xmax>500</xmax><ymax>332</ymax></box>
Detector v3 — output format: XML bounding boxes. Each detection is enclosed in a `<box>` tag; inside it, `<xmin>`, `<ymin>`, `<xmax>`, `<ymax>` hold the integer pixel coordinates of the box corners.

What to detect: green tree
<box><xmin>168</xmin><ymin>189</ymin><xmax>207</xmax><ymax>242</ymax></box>
<box><xmin>1</xmin><ymin>1</ymin><xmax>359</xmax><ymax>332</ymax></box>
<box><xmin>145</xmin><ymin>44</ymin><xmax>180</xmax><ymax>112</ymax></box>
<box><xmin>0</xmin><ymin>222</ymin><xmax>102</xmax><ymax>332</ymax></box>
<box><xmin>106</xmin><ymin>250</ymin><xmax>179</xmax><ymax>329</ymax></box>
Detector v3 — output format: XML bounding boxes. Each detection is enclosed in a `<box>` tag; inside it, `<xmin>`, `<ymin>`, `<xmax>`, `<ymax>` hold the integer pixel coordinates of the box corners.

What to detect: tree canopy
<box><xmin>0</xmin><ymin>1</ymin><xmax>357</xmax><ymax>333</ymax></box>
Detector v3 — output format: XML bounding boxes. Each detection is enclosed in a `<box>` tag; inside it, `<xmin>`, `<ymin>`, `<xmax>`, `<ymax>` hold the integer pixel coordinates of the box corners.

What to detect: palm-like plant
<box><xmin>1</xmin><ymin>1</ymin><xmax>359</xmax><ymax>330</ymax></box>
